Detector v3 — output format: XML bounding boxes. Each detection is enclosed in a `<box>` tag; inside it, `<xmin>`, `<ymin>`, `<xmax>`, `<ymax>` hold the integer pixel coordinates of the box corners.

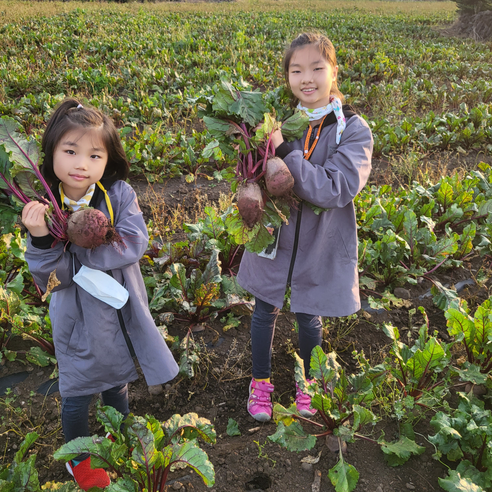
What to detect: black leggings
<box><xmin>61</xmin><ymin>384</ymin><xmax>129</xmax><ymax>443</ymax></box>
<box><xmin>251</xmin><ymin>297</ymin><xmax>323</xmax><ymax>379</ymax></box>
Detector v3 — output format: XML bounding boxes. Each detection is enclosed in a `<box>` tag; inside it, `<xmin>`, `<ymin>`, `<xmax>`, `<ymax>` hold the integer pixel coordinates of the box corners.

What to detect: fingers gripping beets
<box><xmin>238</xmin><ymin>32</ymin><xmax>373</xmax><ymax>422</ymax></box>
<box><xmin>21</xmin><ymin>99</ymin><xmax>179</xmax><ymax>490</ymax></box>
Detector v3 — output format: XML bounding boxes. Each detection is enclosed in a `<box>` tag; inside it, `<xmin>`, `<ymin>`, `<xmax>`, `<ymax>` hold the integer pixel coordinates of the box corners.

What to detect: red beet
<box><xmin>237</xmin><ymin>182</ymin><xmax>264</xmax><ymax>228</ymax></box>
<box><xmin>265</xmin><ymin>157</ymin><xmax>294</xmax><ymax>197</ymax></box>
<box><xmin>67</xmin><ymin>208</ymin><xmax>123</xmax><ymax>249</ymax></box>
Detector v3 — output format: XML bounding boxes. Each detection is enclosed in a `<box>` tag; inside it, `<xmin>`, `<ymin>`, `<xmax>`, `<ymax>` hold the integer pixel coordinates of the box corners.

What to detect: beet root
<box><xmin>67</xmin><ymin>208</ymin><xmax>123</xmax><ymax>249</ymax></box>
<box><xmin>265</xmin><ymin>157</ymin><xmax>295</xmax><ymax>197</ymax></box>
<box><xmin>237</xmin><ymin>182</ymin><xmax>264</xmax><ymax>228</ymax></box>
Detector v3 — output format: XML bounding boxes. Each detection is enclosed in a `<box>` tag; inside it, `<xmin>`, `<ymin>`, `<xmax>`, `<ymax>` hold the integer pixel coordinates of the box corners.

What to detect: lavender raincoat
<box><xmin>237</xmin><ymin>112</ymin><xmax>373</xmax><ymax>317</ymax></box>
<box><xmin>25</xmin><ymin>180</ymin><xmax>179</xmax><ymax>397</ymax></box>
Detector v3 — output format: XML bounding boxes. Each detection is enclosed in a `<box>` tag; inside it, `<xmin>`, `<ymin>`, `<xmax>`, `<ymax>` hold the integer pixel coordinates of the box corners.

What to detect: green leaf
<box><xmin>163</xmin><ymin>413</ymin><xmax>216</xmax><ymax>446</ymax></box>
<box><xmin>10</xmin><ymin>455</ymin><xmax>40</xmax><ymax>491</ymax></box>
<box><xmin>96</xmin><ymin>405</ymin><xmax>124</xmax><ymax>437</ymax></box>
<box><xmin>203</xmin><ymin>117</ymin><xmax>237</xmax><ymax>139</ymax></box>
<box><xmin>328</xmin><ymin>454</ymin><xmax>359</xmax><ymax>492</ymax></box>
<box><xmin>229</xmin><ymin>91</ymin><xmax>266</xmax><ymax>127</ymax></box>
<box><xmin>272</xmin><ymin>402</ymin><xmax>300</xmax><ymax>426</ymax></box>
<box><xmin>310</xmin><ymin>347</ymin><xmax>338</xmax><ymax>386</ymax></box>
<box><xmin>0</xmin><ymin>117</ymin><xmax>42</xmax><ymax>201</ymax></box>
<box><xmin>0</xmin><ymin>117</ymin><xmax>40</xmax><ymax>171</ymax></box>
<box><xmin>380</xmin><ymin>436</ymin><xmax>425</xmax><ymax>466</ymax></box>
<box><xmin>226</xmin><ymin>418</ymin><xmax>241</xmax><ymax>437</ymax></box>
<box><xmin>200</xmin><ymin>249</ymin><xmax>222</xmax><ymax>286</ymax></box>
<box><xmin>129</xmin><ymin>417</ymin><xmax>157</xmax><ymax>468</ymax></box>
<box><xmin>439</xmin><ymin>470</ymin><xmax>485</xmax><ymax>492</ymax></box>
<box><xmin>453</xmin><ymin>363</ymin><xmax>488</xmax><ymax>385</ymax></box>
<box><xmin>432</xmin><ymin>280</ymin><xmax>460</xmax><ymax>311</ymax></box>
<box><xmin>25</xmin><ymin>346</ymin><xmax>56</xmax><ymax>367</ymax></box>
<box><xmin>281</xmin><ymin>111</ymin><xmax>310</xmax><ymax>141</ymax></box>
<box><xmin>168</xmin><ymin>441</ymin><xmax>215</xmax><ymax>486</ymax></box>
<box><xmin>268</xmin><ymin>421</ymin><xmax>316</xmax><ymax>452</ymax></box>
<box><xmin>53</xmin><ymin>436</ymin><xmax>104</xmax><ymax>462</ymax></box>
<box><xmin>352</xmin><ymin>405</ymin><xmax>377</xmax><ymax>430</ymax></box>
<box><xmin>14</xmin><ymin>431</ymin><xmax>39</xmax><ymax>464</ymax></box>
<box><xmin>105</xmin><ymin>477</ymin><xmax>139</xmax><ymax>492</ymax></box>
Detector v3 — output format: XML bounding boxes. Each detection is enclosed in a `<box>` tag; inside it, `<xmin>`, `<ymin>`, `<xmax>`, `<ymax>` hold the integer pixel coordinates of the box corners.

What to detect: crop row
<box><xmin>1</xmin><ymin>8</ymin><xmax>492</xmax><ymax>179</ymax></box>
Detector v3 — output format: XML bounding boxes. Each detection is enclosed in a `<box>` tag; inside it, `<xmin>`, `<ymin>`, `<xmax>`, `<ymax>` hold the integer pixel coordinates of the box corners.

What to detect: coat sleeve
<box><xmin>70</xmin><ymin>183</ymin><xmax>149</xmax><ymax>271</ymax></box>
<box><xmin>25</xmin><ymin>239</ymin><xmax>74</xmax><ymax>293</ymax></box>
<box><xmin>283</xmin><ymin>116</ymin><xmax>373</xmax><ymax>209</ymax></box>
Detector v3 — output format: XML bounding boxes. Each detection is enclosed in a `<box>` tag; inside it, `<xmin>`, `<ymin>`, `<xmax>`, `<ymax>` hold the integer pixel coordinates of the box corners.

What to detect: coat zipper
<box><xmin>287</xmin><ymin>123</ymin><xmax>320</xmax><ymax>287</ymax></box>
<box><xmin>116</xmin><ymin>308</ymin><xmax>136</xmax><ymax>359</ymax></box>
<box><xmin>287</xmin><ymin>201</ymin><xmax>303</xmax><ymax>286</ymax></box>
<box><xmin>107</xmin><ymin>270</ymin><xmax>136</xmax><ymax>359</ymax></box>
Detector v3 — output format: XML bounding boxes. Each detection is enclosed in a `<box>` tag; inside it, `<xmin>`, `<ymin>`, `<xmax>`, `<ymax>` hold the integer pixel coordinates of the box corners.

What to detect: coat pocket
<box><xmin>52</xmin><ymin>317</ymin><xmax>81</xmax><ymax>357</ymax></box>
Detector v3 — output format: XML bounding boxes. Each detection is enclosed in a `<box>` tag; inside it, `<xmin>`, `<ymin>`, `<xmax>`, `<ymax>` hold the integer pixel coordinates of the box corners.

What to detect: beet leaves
<box><xmin>198</xmin><ymin>80</ymin><xmax>309</xmax><ymax>253</ymax></box>
<box><xmin>0</xmin><ymin>117</ymin><xmax>69</xmax><ymax>242</ymax></box>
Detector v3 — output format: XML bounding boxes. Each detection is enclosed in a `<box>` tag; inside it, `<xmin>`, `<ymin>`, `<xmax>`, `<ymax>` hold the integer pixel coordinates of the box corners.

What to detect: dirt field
<box><xmin>2</xmin><ymin>158</ymin><xmax>492</xmax><ymax>491</ymax></box>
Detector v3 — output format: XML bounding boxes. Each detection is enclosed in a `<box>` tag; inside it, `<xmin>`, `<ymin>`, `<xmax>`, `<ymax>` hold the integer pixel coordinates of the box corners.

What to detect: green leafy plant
<box><xmin>269</xmin><ymin>347</ymin><xmax>423</xmax><ymax>492</ymax></box>
<box><xmin>148</xmin><ymin>244</ymin><xmax>251</xmax><ymax>330</ymax></box>
<box><xmin>53</xmin><ymin>404</ymin><xmax>216</xmax><ymax>491</ymax></box>
<box><xmin>381</xmin><ymin>309</ymin><xmax>452</xmax><ymax>417</ymax></box>
<box><xmin>429</xmin><ymin>393</ymin><xmax>492</xmax><ymax>492</ymax></box>
<box><xmin>184</xmin><ymin>206</ymin><xmax>243</xmax><ymax>276</ymax></box>
<box><xmin>0</xmin><ymin>431</ymin><xmax>40</xmax><ymax>491</ymax></box>
<box><xmin>445</xmin><ymin>296</ymin><xmax>492</xmax><ymax>387</ymax></box>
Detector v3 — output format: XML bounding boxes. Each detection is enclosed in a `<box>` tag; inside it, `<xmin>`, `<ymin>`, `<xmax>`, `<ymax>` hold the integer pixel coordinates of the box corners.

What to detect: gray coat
<box><xmin>25</xmin><ymin>180</ymin><xmax>179</xmax><ymax>397</ymax></box>
<box><xmin>237</xmin><ymin>114</ymin><xmax>373</xmax><ymax>317</ymax></box>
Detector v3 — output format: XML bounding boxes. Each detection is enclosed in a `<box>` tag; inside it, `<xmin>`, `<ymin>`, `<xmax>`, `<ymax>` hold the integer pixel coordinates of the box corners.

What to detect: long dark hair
<box><xmin>41</xmin><ymin>98</ymin><xmax>129</xmax><ymax>185</ymax></box>
<box><xmin>283</xmin><ymin>32</ymin><xmax>345</xmax><ymax>107</ymax></box>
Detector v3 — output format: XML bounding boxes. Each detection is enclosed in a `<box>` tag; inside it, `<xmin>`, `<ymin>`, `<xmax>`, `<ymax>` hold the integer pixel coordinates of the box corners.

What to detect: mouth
<box><xmin>69</xmin><ymin>174</ymin><xmax>89</xmax><ymax>181</ymax></box>
<box><xmin>301</xmin><ymin>87</ymin><xmax>316</xmax><ymax>94</ymax></box>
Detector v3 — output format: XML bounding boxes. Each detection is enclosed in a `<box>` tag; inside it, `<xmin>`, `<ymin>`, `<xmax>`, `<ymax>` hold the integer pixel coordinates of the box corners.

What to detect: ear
<box><xmin>333</xmin><ymin>65</ymin><xmax>339</xmax><ymax>81</ymax></box>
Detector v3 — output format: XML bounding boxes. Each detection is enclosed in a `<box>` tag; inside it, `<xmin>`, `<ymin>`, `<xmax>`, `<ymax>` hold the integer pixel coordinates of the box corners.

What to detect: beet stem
<box><xmin>4</xmin><ymin>124</ymin><xmax>66</xmax><ymax>224</ymax></box>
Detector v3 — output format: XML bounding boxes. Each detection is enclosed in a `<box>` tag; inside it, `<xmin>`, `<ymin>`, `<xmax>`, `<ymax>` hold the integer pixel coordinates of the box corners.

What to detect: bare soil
<box><xmin>1</xmin><ymin>168</ymin><xmax>492</xmax><ymax>492</ymax></box>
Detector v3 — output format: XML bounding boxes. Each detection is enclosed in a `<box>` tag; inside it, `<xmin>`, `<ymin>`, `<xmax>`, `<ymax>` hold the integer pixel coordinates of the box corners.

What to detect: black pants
<box><xmin>61</xmin><ymin>383</ymin><xmax>129</xmax><ymax>445</ymax></box>
<box><xmin>251</xmin><ymin>297</ymin><xmax>322</xmax><ymax>379</ymax></box>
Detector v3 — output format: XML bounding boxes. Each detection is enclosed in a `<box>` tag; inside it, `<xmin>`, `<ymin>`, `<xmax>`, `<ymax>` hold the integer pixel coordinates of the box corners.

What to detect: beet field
<box><xmin>1</xmin><ymin>1</ymin><xmax>492</xmax><ymax>491</ymax></box>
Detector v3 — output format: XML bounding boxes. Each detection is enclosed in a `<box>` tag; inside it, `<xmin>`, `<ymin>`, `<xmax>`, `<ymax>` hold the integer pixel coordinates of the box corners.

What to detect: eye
<box><xmin>65</xmin><ymin>149</ymin><xmax>75</xmax><ymax>155</ymax></box>
<box><xmin>91</xmin><ymin>154</ymin><xmax>102</xmax><ymax>159</ymax></box>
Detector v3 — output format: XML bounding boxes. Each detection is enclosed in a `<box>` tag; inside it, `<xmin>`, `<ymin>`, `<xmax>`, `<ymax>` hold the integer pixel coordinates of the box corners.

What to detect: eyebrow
<box><xmin>61</xmin><ymin>140</ymin><xmax>106</xmax><ymax>152</ymax></box>
<box><xmin>290</xmin><ymin>60</ymin><xmax>324</xmax><ymax>68</ymax></box>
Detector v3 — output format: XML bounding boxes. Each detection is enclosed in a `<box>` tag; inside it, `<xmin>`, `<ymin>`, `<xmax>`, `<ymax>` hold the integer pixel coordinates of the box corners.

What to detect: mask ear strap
<box><xmin>96</xmin><ymin>181</ymin><xmax>114</xmax><ymax>226</ymax></box>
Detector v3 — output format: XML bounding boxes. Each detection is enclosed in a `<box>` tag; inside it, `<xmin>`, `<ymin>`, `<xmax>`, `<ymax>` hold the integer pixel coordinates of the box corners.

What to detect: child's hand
<box><xmin>22</xmin><ymin>201</ymin><xmax>50</xmax><ymax>237</ymax></box>
<box><xmin>271</xmin><ymin>129</ymin><xmax>284</xmax><ymax>149</ymax></box>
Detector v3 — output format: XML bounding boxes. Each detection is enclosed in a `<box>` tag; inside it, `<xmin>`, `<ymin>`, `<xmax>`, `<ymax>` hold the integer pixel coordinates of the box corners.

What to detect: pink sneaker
<box><xmin>295</xmin><ymin>380</ymin><xmax>317</xmax><ymax>417</ymax></box>
<box><xmin>247</xmin><ymin>379</ymin><xmax>274</xmax><ymax>422</ymax></box>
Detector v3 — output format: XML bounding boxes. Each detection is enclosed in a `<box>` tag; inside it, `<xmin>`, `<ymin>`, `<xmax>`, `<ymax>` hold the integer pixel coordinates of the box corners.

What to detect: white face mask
<box><xmin>73</xmin><ymin>265</ymin><xmax>129</xmax><ymax>309</ymax></box>
<box><xmin>297</xmin><ymin>95</ymin><xmax>347</xmax><ymax>144</ymax></box>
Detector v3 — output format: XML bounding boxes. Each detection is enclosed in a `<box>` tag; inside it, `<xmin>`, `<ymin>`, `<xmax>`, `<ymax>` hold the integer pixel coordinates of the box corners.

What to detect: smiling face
<box><xmin>288</xmin><ymin>44</ymin><xmax>338</xmax><ymax>110</ymax></box>
<box><xmin>53</xmin><ymin>128</ymin><xmax>108</xmax><ymax>201</ymax></box>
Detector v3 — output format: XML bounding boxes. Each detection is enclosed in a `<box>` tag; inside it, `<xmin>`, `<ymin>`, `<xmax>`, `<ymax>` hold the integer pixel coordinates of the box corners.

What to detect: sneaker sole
<box><xmin>298</xmin><ymin>408</ymin><xmax>317</xmax><ymax>418</ymax></box>
<box><xmin>247</xmin><ymin>407</ymin><xmax>271</xmax><ymax>422</ymax></box>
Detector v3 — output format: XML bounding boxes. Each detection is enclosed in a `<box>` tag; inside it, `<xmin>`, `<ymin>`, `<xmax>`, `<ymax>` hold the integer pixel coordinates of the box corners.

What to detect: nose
<box><xmin>74</xmin><ymin>156</ymin><xmax>89</xmax><ymax>170</ymax></box>
<box><xmin>302</xmin><ymin>71</ymin><xmax>314</xmax><ymax>84</ymax></box>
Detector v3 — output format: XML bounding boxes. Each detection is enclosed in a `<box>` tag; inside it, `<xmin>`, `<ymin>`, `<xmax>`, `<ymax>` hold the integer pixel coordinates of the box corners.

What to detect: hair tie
<box><xmin>76</xmin><ymin>104</ymin><xmax>83</xmax><ymax>109</ymax></box>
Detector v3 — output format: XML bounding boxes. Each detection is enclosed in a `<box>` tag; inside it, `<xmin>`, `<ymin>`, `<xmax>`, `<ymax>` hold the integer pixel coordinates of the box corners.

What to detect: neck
<box><xmin>309</xmin><ymin>117</ymin><xmax>324</xmax><ymax>128</ymax></box>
